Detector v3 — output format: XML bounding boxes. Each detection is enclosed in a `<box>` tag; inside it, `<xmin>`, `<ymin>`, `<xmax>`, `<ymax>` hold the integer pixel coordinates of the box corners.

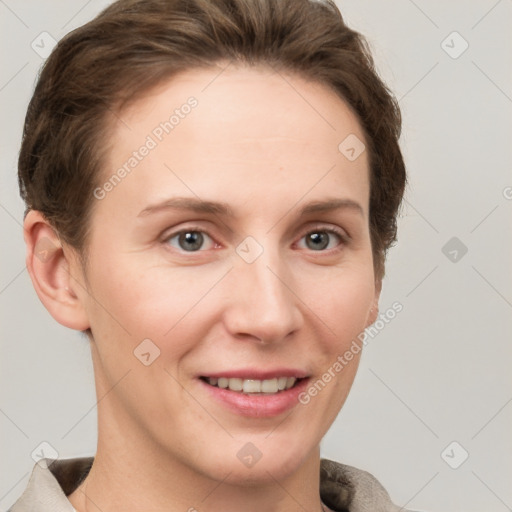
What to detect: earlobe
<box><xmin>23</xmin><ymin>210</ymin><xmax>90</xmax><ymax>331</ymax></box>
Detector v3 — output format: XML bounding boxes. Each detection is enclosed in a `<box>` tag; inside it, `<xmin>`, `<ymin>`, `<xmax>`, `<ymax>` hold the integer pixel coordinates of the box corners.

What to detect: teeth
<box><xmin>286</xmin><ymin>377</ymin><xmax>296</xmax><ymax>389</ymax></box>
<box><xmin>261</xmin><ymin>378</ymin><xmax>278</xmax><ymax>393</ymax></box>
<box><xmin>205</xmin><ymin>376</ymin><xmax>299</xmax><ymax>394</ymax></box>
<box><xmin>277</xmin><ymin>377</ymin><xmax>287</xmax><ymax>390</ymax></box>
<box><xmin>243</xmin><ymin>379</ymin><xmax>261</xmax><ymax>393</ymax></box>
<box><xmin>229</xmin><ymin>378</ymin><xmax>243</xmax><ymax>391</ymax></box>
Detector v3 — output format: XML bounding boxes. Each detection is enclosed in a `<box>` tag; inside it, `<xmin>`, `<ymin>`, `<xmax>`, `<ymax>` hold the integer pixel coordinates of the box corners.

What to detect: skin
<box><xmin>24</xmin><ymin>64</ymin><xmax>381</xmax><ymax>512</ymax></box>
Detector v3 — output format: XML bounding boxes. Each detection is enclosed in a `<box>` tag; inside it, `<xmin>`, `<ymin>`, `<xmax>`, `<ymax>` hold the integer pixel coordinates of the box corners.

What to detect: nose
<box><xmin>222</xmin><ymin>242</ymin><xmax>304</xmax><ymax>345</ymax></box>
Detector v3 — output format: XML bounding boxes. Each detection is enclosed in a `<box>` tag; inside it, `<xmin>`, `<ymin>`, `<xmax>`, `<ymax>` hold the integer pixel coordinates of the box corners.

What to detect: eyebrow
<box><xmin>137</xmin><ymin>196</ymin><xmax>364</xmax><ymax>218</ymax></box>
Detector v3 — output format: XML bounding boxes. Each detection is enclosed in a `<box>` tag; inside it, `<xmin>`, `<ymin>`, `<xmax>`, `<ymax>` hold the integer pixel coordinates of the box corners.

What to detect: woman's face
<box><xmin>72</xmin><ymin>65</ymin><xmax>380</xmax><ymax>483</ymax></box>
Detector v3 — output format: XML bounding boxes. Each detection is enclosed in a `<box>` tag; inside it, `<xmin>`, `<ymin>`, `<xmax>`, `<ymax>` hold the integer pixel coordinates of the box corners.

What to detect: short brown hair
<box><xmin>18</xmin><ymin>0</ymin><xmax>406</xmax><ymax>279</ymax></box>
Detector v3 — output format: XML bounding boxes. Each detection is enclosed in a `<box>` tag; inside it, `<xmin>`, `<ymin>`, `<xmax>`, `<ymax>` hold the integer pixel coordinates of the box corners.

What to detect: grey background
<box><xmin>1</xmin><ymin>1</ymin><xmax>511</xmax><ymax>511</ymax></box>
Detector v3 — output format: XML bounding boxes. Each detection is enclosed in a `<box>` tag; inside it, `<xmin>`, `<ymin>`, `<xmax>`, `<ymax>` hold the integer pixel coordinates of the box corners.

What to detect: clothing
<box><xmin>8</xmin><ymin>456</ymin><xmax>410</xmax><ymax>512</ymax></box>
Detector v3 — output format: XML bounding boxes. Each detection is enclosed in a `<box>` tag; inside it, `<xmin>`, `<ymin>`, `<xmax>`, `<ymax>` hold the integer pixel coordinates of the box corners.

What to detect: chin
<box><xmin>194</xmin><ymin>434</ymin><xmax>319</xmax><ymax>486</ymax></box>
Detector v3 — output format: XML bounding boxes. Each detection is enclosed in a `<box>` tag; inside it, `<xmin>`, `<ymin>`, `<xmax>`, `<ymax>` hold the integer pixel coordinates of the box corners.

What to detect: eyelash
<box><xmin>162</xmin><ymin>224</ymin><xmax>349</xmax><ymax>254</ymax></box>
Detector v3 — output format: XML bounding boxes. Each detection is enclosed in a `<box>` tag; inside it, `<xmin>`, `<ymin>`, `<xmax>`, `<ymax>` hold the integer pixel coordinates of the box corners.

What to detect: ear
<box><xmin>23</xmin><ymin>210</ymin><xmax>90</xmax><ymax>331</ymax></box>
<box><xmin>366</xmin><ymin>277</ymin><xmax>382</xmax><ymax>327</ymax></box>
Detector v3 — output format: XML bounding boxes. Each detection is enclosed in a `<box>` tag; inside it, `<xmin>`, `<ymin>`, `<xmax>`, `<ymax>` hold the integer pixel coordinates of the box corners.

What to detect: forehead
<box><xmin>98</xmin><ymin>65</ymin><xmax>370</xmax><ymax>219</ymax></box>
<box><xmin>114</xmin><ymin>64</ymin><xmax>366</xmax><ymax>149</ymax></box>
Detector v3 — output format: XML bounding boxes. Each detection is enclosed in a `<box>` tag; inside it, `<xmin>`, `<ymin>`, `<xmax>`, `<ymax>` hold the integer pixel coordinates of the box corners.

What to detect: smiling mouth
<box><xmin>200</xmin><ymin>376</ymin><xmax>304</xmax><ymax>394</ymax></box>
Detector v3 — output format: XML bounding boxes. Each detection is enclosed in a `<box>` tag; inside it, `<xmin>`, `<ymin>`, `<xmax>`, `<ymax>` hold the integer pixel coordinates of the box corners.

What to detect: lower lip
<box><xmin>199</xmin><ymin>378</ymin><xmax>310</xmax><ymax>418</ymax></box>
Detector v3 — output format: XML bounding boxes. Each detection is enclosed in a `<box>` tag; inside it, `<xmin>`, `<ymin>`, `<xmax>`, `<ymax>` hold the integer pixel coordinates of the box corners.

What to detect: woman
<box><xmin>10</xmin><ymin>0</ymin><xmax>408</xmax><ymax>510</ymax></box>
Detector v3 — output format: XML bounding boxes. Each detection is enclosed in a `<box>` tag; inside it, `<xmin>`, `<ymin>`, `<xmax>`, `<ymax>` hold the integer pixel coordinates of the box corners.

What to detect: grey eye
<box><xmin>167</xmin><ymin>230</ymin><xmax>214</xmax><ymax>252</ymax></box>
<box><xmin>299</xmin><ymin>230</ymin><xmax>343</xmax><ymax>251</ymax></box>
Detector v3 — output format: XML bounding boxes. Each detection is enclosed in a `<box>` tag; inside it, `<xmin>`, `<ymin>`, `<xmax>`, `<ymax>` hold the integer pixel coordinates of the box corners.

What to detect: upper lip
<box><xmin>200</xmin><ymin>368</ymin><xmax>309</xmax><ymax>380</ymax></box>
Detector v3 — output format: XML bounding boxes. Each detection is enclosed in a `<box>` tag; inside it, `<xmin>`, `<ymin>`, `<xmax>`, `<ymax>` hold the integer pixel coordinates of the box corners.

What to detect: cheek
<box><xmin>85</xmin><ymin>253</ymin><xmax>223</xmax><ymax>359</ymax></box>
<box><xmin>301</xmin><ymin>265</ymin><xmax>375</xmax><ymax>345</ymax></box>
<box><xmin>85</xmin><ymin>241</ymin><xmax>375</xmax><ymax>366</ymax></box>
<box><xmin>297</xmin><ymin>270</ymin><xmax>372</xmax><ymax>416</ymax></box>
